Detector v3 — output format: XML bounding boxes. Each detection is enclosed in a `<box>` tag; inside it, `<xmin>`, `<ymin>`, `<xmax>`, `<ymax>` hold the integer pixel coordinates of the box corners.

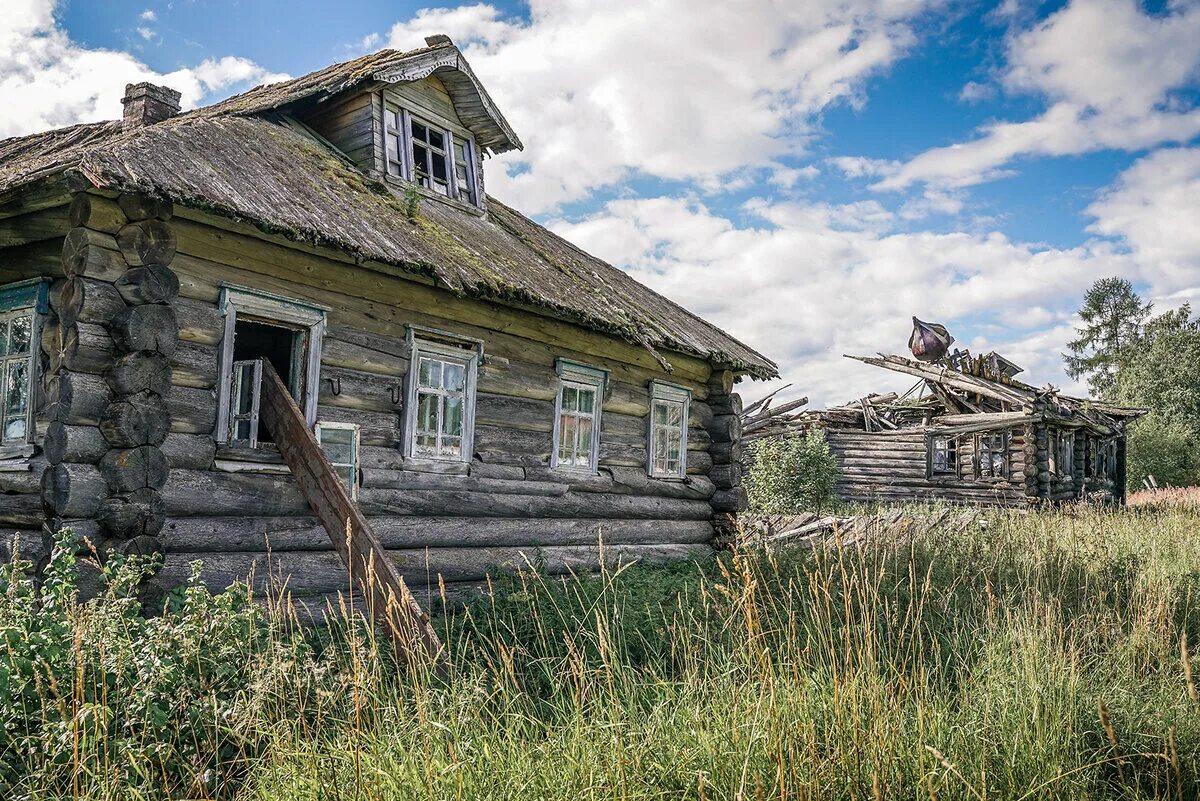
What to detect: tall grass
<box><xmin>4</xmin><ymin>505</ymin><xmax>1199</xmax><ymax>799</ymax></box>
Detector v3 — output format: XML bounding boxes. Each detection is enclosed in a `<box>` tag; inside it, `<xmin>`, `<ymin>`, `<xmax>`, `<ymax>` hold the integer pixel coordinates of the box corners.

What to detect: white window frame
<box><xmin>402</xmin><ymin>330</ymin><xmax>480</xmax><ymax>463</ymax></box>
<box><xmin>215</xmin><ymin>285</ymin><xmax>328</xmax><ymax>445</ymax></box>
<box><xmin>0</xmin><ymin>278</ymin><xmax>48</xmax><ymax>456</ymax></box>
<box><xmin>647</xmin><ymin>381</ymin><xmax>690</xmax><ymax>480</ymax></box>
<box><xmin>316</xmin><ymin>420</ymin><xmax>360</xmax><ymax>500</ymax></box>
<box><xmin>381</xmin><ymin>94</ymin><xmax>482</xmax><ymax>208</ymax></box>
<box><xmin>552</xmin><ymin>359</ymin><xmax>607</xmax><ymax>474</ymax></box>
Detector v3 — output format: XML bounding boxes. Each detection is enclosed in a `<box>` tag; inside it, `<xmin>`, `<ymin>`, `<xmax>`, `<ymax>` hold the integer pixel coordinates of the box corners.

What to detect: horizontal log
<box><xmin>97</xmin><ymin>488</ymin><xmax>165</xmax><ymax>538</ymax></box>
<box><xmin>0</xmin><ymin>455</ymin><xmax>47</xmax><ymax>495</ymax></box>
<box><xmin>153</xmin><ymin>542</ymin><xmax>712</xmax><ymax>594</ymax></box>
<box><xmin>116</xmin><ymin>220</ymin><xmax>176</xmax><ymax>266</ymax></box>
<box><xmin>314</xmin><ymin>404</ymin><xmax>401</xmax><ymax>448</ymax></box>
<box><xmin>110</xmin><ymin>304</ymin><xmax>178</xmax><ymax>357</ymax></box>
<box><xmin>174</xmin><ymin>296</ymin><xmax>223</xmax><ymax>345</ymax></box>
<box><xmin>170</xmin><ymin>339</ymin><xmax>219</xmax><ymax>389</ymax></box>
<box><xmin>44</xmin><ymin>422</ymin><xmax>109</xmax><ymax>464</ymax></box>
<box><xmin>166</xmin><ymin>385</ymin><xmax>217</xmax><ymax>434</ymax></box>
<box><xmin>42</xmin><ymin>461</ymin><xmax>107</xmax><ymax>518</ymax></box>
<box><xmin>160</xmin><ymin>516</ymin><xmax>715</xmax><ymax>552</ymax></box>
<box><xmin>50</xmin><ymin>277</ymin><xmax>124</xmax><ymax>327</ymax></box>
<box><xmin>108</xmin><ymin>352</ymin><xmax>172</xmax><ymax>397</ymax></box>
<box><xmin>69</xmin><ymin>193</ymin><xmax>126</xmax><ymax>233</ymax></box>
<box><xmin>115</xmin><ymin>264</ymin><xmax>180</xmax><ymax>306</ymax></box>
<box><xmin>61</xmin><ymin>227</ymin><xmax>124</xmax><ymax>281</ymax></box>
<box><xmin>160</xmin><ymin>433</ymin><xmax>217</xmax><ymax>470</ymax></box>
<box><xmin>316</xmin><ymin>364</ymin><xmax>405</xmax><ymax>414</ymax></box>
<box><xmin>45</xmin><ymin>371</ymin><xmax>113</xmax><ymax>426</ymax></box>
<box><xmin>359</xmin><ymin>468</ymin><xmax>569</xmax><ymax>497</ymax></box>
<box><xmin>41</xmin><ymin>320</ymin><xmax>113</xmax><ymax>375</ymax></box>
<box><xmin>99</xmin><ymin>446</ymin><xmax>169</xmax><ymax>493</ymax></box>
<box><xmin>0</xmin><ymin>494</ymin><xmax>45</xmax><ymax>526</ymax></box>
<box><xmin>0</xmin><ymin>205</ymin><xmax>70</xmax><ymax>247</ymax></box>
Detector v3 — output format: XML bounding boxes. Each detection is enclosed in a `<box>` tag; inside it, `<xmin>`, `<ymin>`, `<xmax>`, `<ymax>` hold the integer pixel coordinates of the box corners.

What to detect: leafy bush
<box><xmin>743</xmin><ymin>428</ymin><xmax>840</xmax><ymax>514</ymax></box>
<box><xmin>0</xmin><ymin>528</ymin><xmax>311</xmax><ymax>798</ymax></box>
<box><xmin>1126</xmin><ymin>412</ymin><xmax>1200</xmax><ymax>490</ymax></box>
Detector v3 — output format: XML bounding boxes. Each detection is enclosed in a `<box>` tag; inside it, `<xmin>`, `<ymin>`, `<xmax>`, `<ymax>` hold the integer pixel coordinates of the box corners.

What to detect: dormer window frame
<box><xmin>381</xmin><ymin>92</ymin><xmax>481</xmax><ymax>210</ymax></box>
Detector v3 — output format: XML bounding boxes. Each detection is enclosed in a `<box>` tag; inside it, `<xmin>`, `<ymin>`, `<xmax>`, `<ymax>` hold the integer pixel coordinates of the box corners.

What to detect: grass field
<box><xmin>3</xmin><ymin>503</ymin><xmax>1199</xmax><ymax>799</ymax></box>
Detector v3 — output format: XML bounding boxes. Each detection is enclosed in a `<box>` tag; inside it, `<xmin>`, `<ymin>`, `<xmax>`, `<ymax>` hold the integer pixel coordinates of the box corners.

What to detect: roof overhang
<box><xmin>372</xmin><ymin>46</ymin><xmax>522</xmax><ymax>155</ymax></box>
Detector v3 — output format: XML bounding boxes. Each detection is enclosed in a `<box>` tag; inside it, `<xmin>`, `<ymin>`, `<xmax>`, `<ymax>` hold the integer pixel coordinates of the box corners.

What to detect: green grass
<box><xmin>4</xmin><ymin>505</ymin><xmax>1200</xmax><ymax>799</ymax></box>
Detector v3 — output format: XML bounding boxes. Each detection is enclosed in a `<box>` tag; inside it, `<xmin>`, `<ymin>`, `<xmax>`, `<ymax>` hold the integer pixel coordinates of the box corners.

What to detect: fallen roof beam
<box><xmin>846</xmin><ymin>354</ymin><xmax>1037</xmax><ymax>406</ymax></box>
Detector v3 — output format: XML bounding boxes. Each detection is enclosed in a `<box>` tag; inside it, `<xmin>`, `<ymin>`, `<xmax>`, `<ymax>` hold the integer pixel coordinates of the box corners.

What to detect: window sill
<box><xmin>400</xmin><ymin>457</ymin><xmax>470</xmax><ymax>476</ymax></box>
<box><xmin>0</xmin><ymin>443</ymin><xmax>35</xmax><ymax>461</ymax></box>
<box><xmin>382</xmin><ymin>175</ymin><xmax>485</xmax><ymax>217</ymax></box>
<box><xmin>0</xmin><ymin>456</ymin><xmax>32</xmax><ymax>472</ymax></box>
<box><xmin>214</xmin><ymin>444</ymin><xmax>290</xmax><ymax>475</ymax></box>
<box><xmin>214</xmin><ymin>459</ymin><xmax>291</xmax><ymax>475</ymax></box>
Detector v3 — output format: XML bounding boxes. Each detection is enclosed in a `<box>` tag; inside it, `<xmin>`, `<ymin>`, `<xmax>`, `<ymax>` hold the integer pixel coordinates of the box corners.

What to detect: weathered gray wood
<box><xmin>61</xmin><ymin>227</ymin><xmax>124</xmax><ymax>280</ymax></box>
<box><xmin>314</xmin><ymin>404</ymin><xmax>401</xmax><ymax>448</ymax></box>
<box><xmin>317</xmin><ymin>365</ymin><xmax>406</xmax><ymax>414</ymax></box>
<box><xmin>153</xmin><ymin>542</ymin><xmax>711</xmax><ymax>595</ymax></box>
<box><xmin>360</xmin><ymin>468</ymin><xmax>569</xmax><ymax>497</ymax></box>
<box><xmin>117</xmin><ymin>193</ymin><xmax>173</xmax><ymax>223</ymax></box>
<box><xmin>97</xmin><ymin>488</ymin><xmax>165</xmax><ymax>538</ymax></box>
<box><xmin>160</xmin><ymin>468</ymin><xmax>715</xmax><ymax>520</ymax></box>
<box><xmin>116</xmin><ymin>265</ymin><xmax>180</xmax><ymax>305</ymax></box>
<box><xmin>107</xmin><ymin>352</ymin><xmax>172</xmax><ymax>397</ymax></box>
<box><xmin>160</xmin><ymin>432</ymin><xmax>217</xmax><ymax>470</ymax></box>
<box><xmin>170</xmin><ymin>339</ymin><xmax>219</xmax><ymax>389</ymax></box>
<box><xmin>44</xmin><ymin>422</ymin><xmax>109</xmax><ymax>464</ymax></box>
<box><xmin>51</xmin><ymin>277</ymin><xmax>125</xmax><ymax>327</ymax></box>
<box><xmin>100</xmin><ymin>393</ymin><xmax>170</xmax><ymax>447</ymax></box>
<box><xmin>165</xmin><ymin>385</ymin><xmax>216</xmax><ymax>434</ymax></box>
<box><xmin>0</xmin><ymin>205</ymin><xmax>70</xmax><ymax>246</ymax></box>
<box><xmin>711</xmin><ymin>487</ymin><xmax>747</xmax><ymax>513</ymax></box>
<box><xmin>159</xmin><ymin>515</ymin><xmax>715</xmax><ymax>552</ymax></box>
<box><xmin>110</xmin><ymin>304</ymin><xmax>178</xmax><ymax>356</ymax></box>
<box><xmin>41</xmin><ymin>320</ymin><xmax>114</xmax><ymax>375</ymax></box>
<box><xmin>45</xmin><ymin>370</ymin><xmax>113</xmax><ymax>425</ymax></box>
<box><xmin>116</xmin><ymin>220</ymin><xmax>176</xmax><ymax>266</ymax></box>
<box><xmin>99</xmin><ymin>446</ymin><xmax>169</xmax><ymax>493</ymax></box>
<box><xmin>41</xmin><ymin>462</ymin><xmax>107</xmax><ymax>518</ymax></box>
<box><xmin>69</xmin><ymin>194</ymin><xmax>126</xmax><ymax>232</ymax></box>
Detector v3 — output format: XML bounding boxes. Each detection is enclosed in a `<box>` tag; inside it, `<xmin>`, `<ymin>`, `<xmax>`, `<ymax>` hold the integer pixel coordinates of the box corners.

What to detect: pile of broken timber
<box><xmin>739</xmin><ymin>507</ymin><xmax>985</xmax><ymax>550</ymax></box>
<box><xmin>739</xmin><ymin>385</ymin><xmax>809</xmax><ymax>443</ymax></box>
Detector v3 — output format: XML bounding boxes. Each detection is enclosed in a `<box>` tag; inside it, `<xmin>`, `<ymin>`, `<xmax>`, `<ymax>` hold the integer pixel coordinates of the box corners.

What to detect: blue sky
<box><xmin>4</xmin><ymin>0</ymin><xmax>1200</xmax><ymax>405</ymax></box>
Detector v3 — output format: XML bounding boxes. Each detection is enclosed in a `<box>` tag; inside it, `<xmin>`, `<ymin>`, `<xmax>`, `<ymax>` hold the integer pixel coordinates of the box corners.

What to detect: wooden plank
<box><xmin>257</xmin><ymin>358</ymin><xmax>443</xmax><ymax>667</ymax></box>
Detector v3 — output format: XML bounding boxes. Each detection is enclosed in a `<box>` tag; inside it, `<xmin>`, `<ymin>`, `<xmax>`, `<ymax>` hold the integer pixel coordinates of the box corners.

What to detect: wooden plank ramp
<box><xmin>256</xmin><ymin>359</ymin><xmax>445</xmax><ymax>668</ymax></box>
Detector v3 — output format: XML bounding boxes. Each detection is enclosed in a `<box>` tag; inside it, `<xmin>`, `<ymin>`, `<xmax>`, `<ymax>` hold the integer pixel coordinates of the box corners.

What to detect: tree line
<box><xmin>1065</xmin><ymin>277</ymin><xmax>1200</xmax><ymax>489</ymax></box>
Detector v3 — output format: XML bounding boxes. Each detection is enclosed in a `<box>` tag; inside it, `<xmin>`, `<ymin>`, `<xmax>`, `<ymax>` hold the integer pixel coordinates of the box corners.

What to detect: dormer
<box><xmin>298</xmin><ymin>37</ymin><xmax>522</xmax><ymax>214</ymax></box>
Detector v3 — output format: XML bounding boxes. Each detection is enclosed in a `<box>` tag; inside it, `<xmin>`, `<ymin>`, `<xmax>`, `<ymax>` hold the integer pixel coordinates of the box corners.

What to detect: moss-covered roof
<box><xmin>0</xmin><ymin>49</ymin><xmax>776</xmax><ymax>379</ymax></box>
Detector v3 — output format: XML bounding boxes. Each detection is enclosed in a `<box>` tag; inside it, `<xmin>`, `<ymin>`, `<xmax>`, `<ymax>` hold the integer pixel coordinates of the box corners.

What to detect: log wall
<box><xmin>827</xmin><ymin>427</ymin><xmax>1031</xmax><ymax>507</ymax></box>
<box><xmin>3</xmin><ymin>192</ymin><xmax>727</xmax><ymax>603</ymax></box>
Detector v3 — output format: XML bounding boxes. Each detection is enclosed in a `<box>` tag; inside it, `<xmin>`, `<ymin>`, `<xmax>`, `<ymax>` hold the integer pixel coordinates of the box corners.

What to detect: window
<box><xmin>975</xmin><ymin>432</ymin><xmax>1007</xmax><ymax>479</ymax></box>
<box><xmin>403</xmin><ymin>334</ymin><xmax>479</xmax><ymax>462</ymax></box>
<box><xmin>1051</xmin><ymin>429</ymin><xmax>1075</xmax><ymax>478</ymax></box>
<box><xmin>317</xmin><ymin>422</ymin><xmax>360</xmax><ymax>499</ymax></box>
<box><xmin>930</xmin><ymin>434</ymin><xmax>958</xmax><ymax>475</ymax></box>
<box><xmin>648</xmin><ymin>381</ymin><xmax>689</xmax><ymax>479</ymax></box>
<box><xmin>382</xmin><ymin>97</ymin><xmax>480</xmax><ymax>207</ymax></box>
<box><xmin>0</xmin><ymin>279</ymin><xmax>47</xmax><ymax>452</ymax></box>
<box><xmin>553</xmin><ymin>360</ymin><xmax>606</xmax><ymax>473</ymax></box>
<box><xmin>215</xmin><ymin>286</ymin><xmax>327</xmax><ymax>446</ymax></box>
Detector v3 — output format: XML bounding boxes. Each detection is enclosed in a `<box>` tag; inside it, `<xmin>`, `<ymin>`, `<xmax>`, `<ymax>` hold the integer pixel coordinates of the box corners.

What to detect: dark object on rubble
<box><xmin>909</xmin><ymin>317</ymin><xmax>955</xmax><ymax>362</ymax></box>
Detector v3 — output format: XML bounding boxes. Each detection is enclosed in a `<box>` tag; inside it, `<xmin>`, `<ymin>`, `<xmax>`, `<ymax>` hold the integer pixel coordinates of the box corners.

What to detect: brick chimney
<box><xmin>122</xmin><ymin>82</ymin><xmax>181</xmax><ymax>129</ymax></box>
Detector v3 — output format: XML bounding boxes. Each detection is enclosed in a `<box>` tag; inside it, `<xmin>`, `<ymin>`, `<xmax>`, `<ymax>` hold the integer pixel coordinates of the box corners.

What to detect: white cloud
<box><xmin>382</xmin><ymin>0</ymin><xmax>942</xmax><ymax>212</ymax></box>
<box><xmin>768</xmin><ymin>164</ymin><xmax>820</xmax><ymax>189</ymax></box>
<box><xmin>140</xmin><ymin>10</ymin><xmax>157</xmax><ymax>22</ymax></box>
<box><xmin>958</xmin><ymin>80</ymin><xmax>993</xmax><ymax>103</ymax></box>
<box><xmin>0</xmin><ymin>0</ymin><xmax>288</xmax><ymax>138</ymax></box>
<box><xmin>549</xmin><ymin>195</ymin><xmax>1135</xmax><ymax>405</ymax></box>
<box><xmin>874</xmin><ymin>0</ymin><xmax>1200</xmax><ymax>191</ymax></box>
<box><xmin>1086</xmin><ymin>146</ymin><xmax>1200</xmax><ymax>298</ymax></box>
<box><xmin>136</xmin><ymin>26</ymin><xmax>155</xmax><ymax>41</ymax></box>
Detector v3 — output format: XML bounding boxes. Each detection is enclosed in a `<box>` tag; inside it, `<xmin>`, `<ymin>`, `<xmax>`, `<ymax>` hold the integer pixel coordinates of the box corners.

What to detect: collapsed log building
<box><xmin>749</xmin><ymin>350</ymin><xmax>1144</xmax><ymax>507</ymax></box>
<box><xmin>0</xmin><ymin>38</ymin><xmax>775</xmax><ymax>615</ymax></box>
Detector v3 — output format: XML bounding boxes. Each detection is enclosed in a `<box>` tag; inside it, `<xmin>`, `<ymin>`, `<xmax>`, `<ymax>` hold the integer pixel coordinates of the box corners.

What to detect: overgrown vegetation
<box><xmin>1065</xmin><ymin>277</ymin><xmax>1200</xmax><ymax>489</ymax></box>
<box><xmin>4</xmin><ymin>507</ymin><xmax>1200</xmax><ymax>799</ymax></box>
<box><xmin>744</xmin><ymin>427</ymin><xmax>840</xmax><ymax>514</ymax></box>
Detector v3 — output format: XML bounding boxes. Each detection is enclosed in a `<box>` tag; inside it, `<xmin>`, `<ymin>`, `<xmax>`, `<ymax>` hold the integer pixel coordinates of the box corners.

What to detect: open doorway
<box><xmin>231</xmin><ymin>318</ymin><xmax>304</xmax><ymax>444</ymax></box>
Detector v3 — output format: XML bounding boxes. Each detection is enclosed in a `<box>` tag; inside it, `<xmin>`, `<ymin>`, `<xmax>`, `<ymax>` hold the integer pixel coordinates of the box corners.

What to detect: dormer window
<box><xmin>382</xmin><ymin>97</ymin><xmax>480</xmax><ymax>208</ymax></box>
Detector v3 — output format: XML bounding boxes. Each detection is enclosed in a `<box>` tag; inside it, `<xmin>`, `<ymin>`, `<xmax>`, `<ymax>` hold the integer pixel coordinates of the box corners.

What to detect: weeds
<box><xmin>2</xmin><ymin>506</ymin><xmax>1199</xmax><ymax>799</ymax></box>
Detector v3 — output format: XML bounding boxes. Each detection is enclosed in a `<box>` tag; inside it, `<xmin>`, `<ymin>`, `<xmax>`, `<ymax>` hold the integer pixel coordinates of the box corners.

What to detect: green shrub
<box><xmin>743</xmin><ymin>428</ymin><xmax>840</xmax><ymax>514</ymax></box>
<box><xmin>0</xmin><ymin>528</ymin><xmax>310</xmax><ymax>798</ymax></box>
<box><xmin>1126</xmin><ymin>412</ymin><xmax>1200</xmax><ymax>490</ymax></box>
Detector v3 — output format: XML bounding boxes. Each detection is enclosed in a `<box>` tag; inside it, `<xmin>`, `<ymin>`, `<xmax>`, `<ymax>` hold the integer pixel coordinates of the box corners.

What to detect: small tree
<box><xmin>744</xmin><ymin>428</ymin><xmax>840</xmax><ymax>515</ymax></box>
<box><xmin>1125</xmin><ymin>413</ymin><xmax>1200</xmax><ymax>491</ymax></box>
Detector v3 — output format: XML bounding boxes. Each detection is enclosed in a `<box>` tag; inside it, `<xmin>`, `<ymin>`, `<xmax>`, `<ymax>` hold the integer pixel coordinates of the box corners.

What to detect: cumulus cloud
<box><xmin>382</xmin><ymin>0</ymin><xmax>941</xmax><ymax>212</ymax></box>
<box><xmin>874</xmin><ymin>0</ymin><xmax>1200</xmax><ymax>191</ymax></box>
<box><xmin>0</xmin><ymin>0</ymin><xmax>288</xmax><ymax>138</ymax></box>
<box><xmin>548</xmin><ymin>196</ymin><xmax>1134</xmax><ymax>404</ymax></box>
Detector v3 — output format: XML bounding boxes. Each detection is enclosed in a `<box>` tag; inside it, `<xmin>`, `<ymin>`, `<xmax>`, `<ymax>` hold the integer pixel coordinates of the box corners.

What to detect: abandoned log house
<box><xmin>0</xmin><ymin>37</ymin><xmax>776</xmax><ymax>609</ymax></box>
<box><xmin>792</xmin><ymin>351</ymin><xmax>1143</xmax><ymax>507</ymax></box>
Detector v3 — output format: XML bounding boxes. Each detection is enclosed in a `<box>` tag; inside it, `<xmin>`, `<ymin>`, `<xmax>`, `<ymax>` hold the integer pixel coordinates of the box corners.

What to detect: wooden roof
<box><xmin>0</xmin><ymin>47</ymin><xmax>776</xmax><ymax>380</ymax></box>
